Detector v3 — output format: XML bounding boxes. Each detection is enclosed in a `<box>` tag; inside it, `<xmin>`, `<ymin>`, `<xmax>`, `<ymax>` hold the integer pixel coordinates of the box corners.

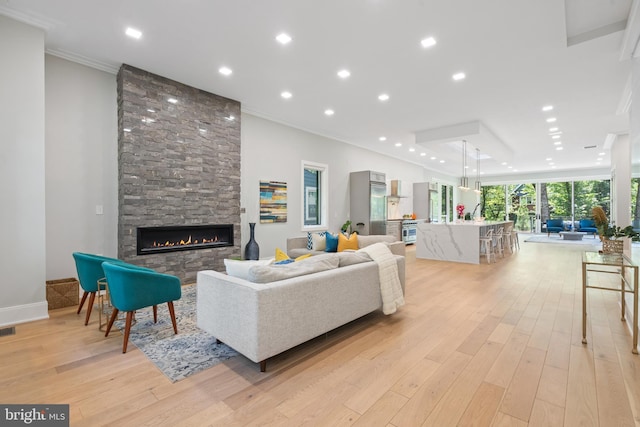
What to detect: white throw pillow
<box><xmin>311</xmin><ymin>233</ymin><xmax>327</xmax><ymax>251</ymax></box>
<box><xmin>224</xmin><ymin>258</ymin><xmax>273</xmax><ymax>280</ymax></box>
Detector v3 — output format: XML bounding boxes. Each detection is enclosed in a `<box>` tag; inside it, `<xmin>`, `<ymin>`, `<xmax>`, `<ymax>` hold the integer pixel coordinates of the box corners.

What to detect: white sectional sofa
<box><xmin>286</xmin><ymin>233</ymin><xmax>405</xmax><ymax>258</ymax></box>
<box><xmin>197</xmin><ymin>251</ymin><xmax>405</xmax><ymax>371</ymax></box>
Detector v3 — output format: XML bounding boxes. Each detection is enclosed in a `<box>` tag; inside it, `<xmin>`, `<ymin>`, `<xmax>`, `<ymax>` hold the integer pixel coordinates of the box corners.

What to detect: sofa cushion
<box><xmin>247</xmin><ymin>254</ymin><xmax>339</xmax><ymax>283</ymax></box>
<box><xmin>356</xmin><ymin>234</ymin><xmax>397</xmax><ymax>248</ymax></box>
<box><xmin>335</xmin><ymin>251</ymin><xmax>371</xmax><ymax>267</ymax></box>
<box><xmin>338</xmin><ymin>232</ymin><xmax>359</xmax><ymax>252</ymax></box>
<box><xmin>224</xmin><ymin>258</ymin><xmax>274</xmax><ymax>280</ymax></box>
<box><xmin>325</xmin><ymin>233</ymin><xmax>339</xmax><ymax>252</ymax></box>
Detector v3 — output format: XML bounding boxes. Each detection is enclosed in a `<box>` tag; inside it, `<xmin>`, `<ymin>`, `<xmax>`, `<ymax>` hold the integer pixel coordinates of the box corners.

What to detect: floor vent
<box><xmin>0</xmin><ymin>327</ymin><xmax>16</xmax><ymax>337</ymax></box>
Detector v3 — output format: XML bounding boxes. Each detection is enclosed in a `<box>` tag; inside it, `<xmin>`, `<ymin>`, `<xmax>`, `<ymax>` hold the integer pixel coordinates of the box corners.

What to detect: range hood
<box><xmin>388</xmin><ymin>180</ymin><xmax>406</xmax><ymax>198</ymax></box>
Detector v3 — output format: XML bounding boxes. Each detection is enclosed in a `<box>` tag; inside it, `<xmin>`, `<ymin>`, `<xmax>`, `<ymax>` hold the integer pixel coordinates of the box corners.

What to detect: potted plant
<box><xmin>341</xmin><ymin>220</ymin><xmax>353</xmax><ymax>235</ymax></box>
<box><xmin>592</xmin><ymin>206</ymin><xmax>638</xmax><ymax>253</ymax></box>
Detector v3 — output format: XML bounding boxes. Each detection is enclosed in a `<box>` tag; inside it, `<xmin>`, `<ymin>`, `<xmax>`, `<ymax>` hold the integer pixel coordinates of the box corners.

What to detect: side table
<box><xmin>582</xmin><ymin>251</ymin><xmax>638</xmax><ymax>354</ymax></box>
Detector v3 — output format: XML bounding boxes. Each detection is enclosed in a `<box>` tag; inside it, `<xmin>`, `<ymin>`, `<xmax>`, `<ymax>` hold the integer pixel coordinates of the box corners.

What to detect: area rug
<box><xmin>114</xmin><ymin>284</ymin><xmax>237</xmax><ymax>382</ymax></box>
<box><xmin>524</xmin><ymin>234</ymin><xmax>601</xmax><ymax>246</ymax></box>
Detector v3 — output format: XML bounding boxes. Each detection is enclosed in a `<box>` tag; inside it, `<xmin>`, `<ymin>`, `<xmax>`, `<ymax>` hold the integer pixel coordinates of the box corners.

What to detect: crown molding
<box><xmin>46</xmin><ymin>48</ymin><xmax>119</xmax><ymax>74</ymax></box>
<box><xmin>0</xmin><ymin>4</ymin><xmax>57</xmax><ymax>30</ymax></box>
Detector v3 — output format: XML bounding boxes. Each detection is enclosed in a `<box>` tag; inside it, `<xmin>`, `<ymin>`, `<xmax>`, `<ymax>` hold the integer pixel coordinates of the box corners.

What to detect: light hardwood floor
<box><xmin>2</xmin><ymin>241</ymin><xmax>640</xmax><ymax>426</ymax></box>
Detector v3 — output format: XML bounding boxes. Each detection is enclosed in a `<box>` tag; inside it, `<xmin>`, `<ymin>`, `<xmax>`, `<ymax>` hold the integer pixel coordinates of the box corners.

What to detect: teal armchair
<box><xmin>73</xmin><ymin>252</ymin><xmax>123</xmax><ymax>325</ymax></box>
<box><xmin>578</xmin><ymin>219</ymin><xmax>598</xmax><ymax>237</ymax></box>
<box><xmin>102</xmin><ymin>262</ymin><xmax>182</xmax><ymax>353</ymax></box>
<box><xmin>546</xmin><ymin>219</ymin><xmax>564</xmax><ymax>236</ymax></box>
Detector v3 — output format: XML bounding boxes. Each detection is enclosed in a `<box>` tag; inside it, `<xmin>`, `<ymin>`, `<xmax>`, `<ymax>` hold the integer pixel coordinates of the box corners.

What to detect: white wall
<box><xmin>612</xmin><ymin>134</ymin><xmax>631</xmax><ymax>227</ymax></box>
<box><xmin>241</xmin><ymin>113</ymin><xmax>429</xmax><ymax>257</ymax></box>
<box><xmin>0</xmin><ymin>16</ymin><xmax>48</xmax><ymax>326</ymax></box>
<box><xmin>45</xmin><ymin>55</ymin><xmax>118</xmax><ymax>280</ymax></box>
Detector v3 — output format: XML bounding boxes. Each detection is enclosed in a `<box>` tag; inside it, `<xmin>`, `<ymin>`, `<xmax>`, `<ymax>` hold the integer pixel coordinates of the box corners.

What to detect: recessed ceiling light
<box><xmin>554</xmin><ymin>141</ymin><xmax>562</xmax><ymax>145</ymax></box>
<box><xmin>552</xmin><ymin>135</ymin><xmax>560</xmax><ymax>139</ymax></box>
<box><xmin>598</xmin><ymin>152</ymin><xmax>605</xmax><ymax>156</ymax></box>
<box><xmin>275</xmin><ymin>33</ymin><xmax>292</xmax><ymax>45</ymax></box>
<box><xmin>545</xmin><ymin>157</ymin><xmax>552</xmax><ymax>161</ymax></box>
<box><xmin>219</xmin><ymin>66</ymin><xmax>233</xmax><ymax>76</ymax></box>
<box><xmin>480</xmin><ymin>171</ymin><xmax>485</xmax><ymax>175</ymax></box>
<box><xmin>125</xmin><ymin>27</ymin><xmax>142</xmax><ymax>39</ymax></box>
<box><xmin>337</xmin><ymin>69</ymin><xmax>351</xmax><ymax>79</ymax></box>
<box><xmin>501</xmin><ymin>162</ymin><xmax>507</xmax><ymax>166</ymax></box>
<box><xmin>378</xmin><ymin>93</ymin><xmax>390</xmax><ymax>101</ymax></box>
<box><xmin>430</xmin><ymin>156</ymin><xmax>437</xmax><ymax>160</ymax></box>
<box><xmin>508</xmin><ymin>166</ymin><xmax>513</xmax><ymax>169</ymax></box>
<box><xmin>549</xmin><ymin>162</ymin><xmax>555</xmax><ymax>165</ymax></box>
<box><xmin>324</xmin><ymin>109</ymin><xmax>334</xmax><ymax>116</ymax></box>
<box><xmin>551</xmin><ymin>166</ymin><xmax>557</xmax><ymax>169</ymax></box>
<box><xmin>549</xmin><ymin>127</ymin><xmax>558</xmax><ymax>132</ymax></box>
<box><xmin>452</xmin><ymin>72</ymin><xmax>466</xmax><ymax>81</ymax></box>
<box><xmin>420</xmin><ymin>152</ymin><xmax>426</xmax><ymax>156</ymax></box>
<box><xmin>421</xmin><ymin>37</ymin><xmax>437</xmax><ymax>48</ymax></box>
<box><xmin>409</xmin><ymin>148</ymin><xmax>415</xmax><ymax>152</ymax></box>
<box><xmin>395</xmin><ymin>142</ymin><xmax>402</xmax><ymax>147</ymax></box>
<box><xmin>597</xmin><ymin>157</ymin><xmax>602</xmax><ymax>161</ymax></box>
<box><xmin>556</xmin><ymin>146</ymin><xmax>563</xmax><ymax>151</ymax></box>
<box><xmin>513</xmin><ymin>169</ymin><xmax>519</xmax><ymax>172</ymax></box>
<box><xmin>379</xmin><ymin>136</ymin><xmax>387</xmax><ymax>141</ymax></box>
<box><xmin>281</xmin><ymin>91</ymin><xmax>292</xmax><ymax>99</ymax></box>
<box><xmin>167</xmin><ymin>98</ymin><xmax>178</xmax><ymax>104</ymax></box>
<box><xmin>542</xmin><ymin>105</ymin><xmax>554</xmax><ymax>112</ymax></box>
<box><xmin>546</xmin><ymin>117</ymin><xmax>557</xmax><ymax>123</ymax></box>
<box><xmin>439</xmin><ymin>160</ymin><xmax>445</xmax><ymax>163</ymax></box>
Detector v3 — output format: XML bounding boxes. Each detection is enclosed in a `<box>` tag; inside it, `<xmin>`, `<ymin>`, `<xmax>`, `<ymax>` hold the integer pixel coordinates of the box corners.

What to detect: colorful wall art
<box><xmin>260</xmin><ymin>181</ymin><xmax>287</xmax><ymax>223</ymax></box>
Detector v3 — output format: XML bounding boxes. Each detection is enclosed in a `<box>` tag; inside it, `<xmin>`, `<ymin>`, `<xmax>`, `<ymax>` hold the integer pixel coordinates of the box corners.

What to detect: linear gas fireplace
<box><xmin>137</xmin><ymin>224</ymin><xmax>234</xmax><ymax>255</ymax></box>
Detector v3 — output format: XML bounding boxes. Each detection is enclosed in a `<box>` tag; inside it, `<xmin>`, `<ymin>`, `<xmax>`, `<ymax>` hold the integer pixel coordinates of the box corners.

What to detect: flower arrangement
<box><xmin>456</xmin><ymin>204</ymin><xmax>465</xmax><ymax>219</ymax></box>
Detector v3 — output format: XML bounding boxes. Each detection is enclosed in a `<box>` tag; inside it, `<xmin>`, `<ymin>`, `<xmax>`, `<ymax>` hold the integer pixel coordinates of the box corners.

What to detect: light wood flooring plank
<box><xmin>2</xmin><ymin>243</ymin><xmax>640</xmax><ymax>426</ymax></box>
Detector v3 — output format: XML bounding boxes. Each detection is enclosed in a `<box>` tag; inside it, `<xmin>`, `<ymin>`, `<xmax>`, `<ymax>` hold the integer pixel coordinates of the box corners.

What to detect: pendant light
<box><xmin>458</xmin><ymin>140</ymin><xmax>469</xmax><ymax>190</ymax></box>
<box><xmin>474</xmin><ymin>148</ymin><xmax>482</xmax><ymax>194</ymax></box>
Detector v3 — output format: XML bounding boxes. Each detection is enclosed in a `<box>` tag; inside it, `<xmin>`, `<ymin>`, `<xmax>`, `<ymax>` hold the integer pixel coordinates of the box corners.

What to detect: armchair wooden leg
<box><xmin>153</xmin><ymin>305</ymin><xmax>158</xmax><ymax>323</ymax></box>
<box><xmin>105</xmin><ymin>308</ymin><xmax>119</xmax><ymax>337</ymax></box>
<box><xmin>84</xmin><ymin>292</ymin><xmax>96</xmax><ymax>326</ymax></box>
<box><xmin>123</xmin><ymin>311</ymin><xmax>134</xmax><ymax>353</ymax></box>
<box><xmin>260</xmin><ymin>360</ymin><xmax>267</xmax><ymax>372</ymax></box>
<box><xmin>77</xmin><ymin>291</ymin><xmax>89</xmax><ymax>314</ymax></box>
<box><xmin>167</xmin><ymin>301</ymin><xmax>178</xmax><ymax>334</ymax></box>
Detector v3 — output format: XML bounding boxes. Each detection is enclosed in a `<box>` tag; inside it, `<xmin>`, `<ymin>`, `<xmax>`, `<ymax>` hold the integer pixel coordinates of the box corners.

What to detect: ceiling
<box><xmin>0</xmin><ymin>0</ymin><xmax>633</xmax><ymax>177</ymax></box>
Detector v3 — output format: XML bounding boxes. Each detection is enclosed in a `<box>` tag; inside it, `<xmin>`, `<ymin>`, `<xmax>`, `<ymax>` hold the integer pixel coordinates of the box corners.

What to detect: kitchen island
<box><xmin>416</xmin><ymin>221</ymin><xmax>513</xmax><ymax>264</ymax></box>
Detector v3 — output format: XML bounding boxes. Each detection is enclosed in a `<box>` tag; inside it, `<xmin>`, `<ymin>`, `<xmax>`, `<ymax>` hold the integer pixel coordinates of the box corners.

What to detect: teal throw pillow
<box><xmin>325</xmin><ymin>233</ymin><xmax>338</xmax><ymax>252</ymax></box>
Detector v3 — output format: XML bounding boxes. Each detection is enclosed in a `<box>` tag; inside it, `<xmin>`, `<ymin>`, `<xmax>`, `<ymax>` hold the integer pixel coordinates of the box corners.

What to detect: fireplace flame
<box><xmin>151</xmin><ymin>234</ymin><xmax>219</xmax><ymax>248</ymax></box>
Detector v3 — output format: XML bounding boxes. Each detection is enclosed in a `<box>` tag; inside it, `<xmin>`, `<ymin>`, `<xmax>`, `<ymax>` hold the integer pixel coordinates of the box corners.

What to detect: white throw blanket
<box><xmin>358</xmin><ymin>243</ymin><xmax>405</xmax><ymax>315</ymax></box>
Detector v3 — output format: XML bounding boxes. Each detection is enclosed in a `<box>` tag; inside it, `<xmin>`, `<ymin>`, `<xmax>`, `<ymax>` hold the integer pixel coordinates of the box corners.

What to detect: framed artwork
<box><xmin>260</xmin><ymin>181</ymin><xmax>287</xmax><ymax>223</ymax></box>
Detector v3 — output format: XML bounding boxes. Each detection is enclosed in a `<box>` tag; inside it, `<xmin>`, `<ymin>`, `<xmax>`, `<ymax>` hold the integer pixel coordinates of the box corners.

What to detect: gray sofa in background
<box><xmin>196</xmin><ymin>251</ymin><xmax>405</xmax><ymax>372</ymax></box>
<box><xmin>287</xmin><ymin>233</ymin><xmax>405</xmax><ymax>258</ymax></box>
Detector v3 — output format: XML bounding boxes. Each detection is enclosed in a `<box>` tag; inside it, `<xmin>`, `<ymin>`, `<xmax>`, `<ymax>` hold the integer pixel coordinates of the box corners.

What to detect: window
<box><xmin>302</xmin><ymin>161</ymin><xmax>328</xmax><ymax>230</ymax></box>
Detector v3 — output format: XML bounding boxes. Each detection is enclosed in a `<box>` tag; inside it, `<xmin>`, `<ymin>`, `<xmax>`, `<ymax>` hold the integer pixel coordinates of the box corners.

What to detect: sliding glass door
<box><xmin>507</xmin><ymin>183</ymin><xmax>536</xmax><ymax>233</ymax></box>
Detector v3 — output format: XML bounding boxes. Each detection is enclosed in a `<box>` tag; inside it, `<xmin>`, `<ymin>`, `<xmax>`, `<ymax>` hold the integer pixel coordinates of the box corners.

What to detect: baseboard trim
<box><xmin>0</xmin><ymin>301</ymin><xmax>49</xmax><ymax>328</ymax></box>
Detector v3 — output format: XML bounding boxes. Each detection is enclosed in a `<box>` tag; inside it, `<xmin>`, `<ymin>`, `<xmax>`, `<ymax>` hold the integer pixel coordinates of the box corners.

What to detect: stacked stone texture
<box><xmin>117</xmin><ymin>64</ymin><xmax>241</xmax><ymax>283</ymax></box>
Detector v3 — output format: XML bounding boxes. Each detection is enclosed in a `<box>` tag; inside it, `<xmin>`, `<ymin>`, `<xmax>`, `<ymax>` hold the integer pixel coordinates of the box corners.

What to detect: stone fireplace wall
<box><xmin>117</xmin><ymin>64</ymin><xmax>241</xmax><ymax>283</ymax></box>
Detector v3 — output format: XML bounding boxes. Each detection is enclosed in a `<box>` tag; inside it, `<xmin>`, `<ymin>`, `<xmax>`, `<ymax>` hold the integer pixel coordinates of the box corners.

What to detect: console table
<box><xmin>581</xmin><ymin>251</ymin><xmax>638</xmax><ymax>354</ymax></box>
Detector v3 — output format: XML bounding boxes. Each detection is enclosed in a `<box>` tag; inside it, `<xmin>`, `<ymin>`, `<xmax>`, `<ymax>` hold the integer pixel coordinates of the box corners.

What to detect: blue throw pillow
<box><xmin>325</xmin><ymin>233</ymin><xmax>338</xmax><ymax>252</ymax></box>
<box><xmin>274</xmin><ymin>259</ymin><xmax>295</xmax><ymax>265</ymax></box>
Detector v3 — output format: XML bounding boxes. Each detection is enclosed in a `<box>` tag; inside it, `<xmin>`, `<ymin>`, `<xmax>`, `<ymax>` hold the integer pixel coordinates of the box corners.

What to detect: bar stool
<box><xmin>480</xmin><ymin>228</ymin><xmax>495</xmax><ymax>264</ymax></box>
<box><xmin>494</xmin><ymin>227</ymin><xmax>505</xmax><ymax>258</ymax></box>
<box><xmin>511</xmin><ymin>228</ymin><xmax>520</xmax><ymax>250</ymax></box>
<box><xmin>503</xmin><ymin>224</ymin><xmax>514</xmax><ymax>253</ymax></box>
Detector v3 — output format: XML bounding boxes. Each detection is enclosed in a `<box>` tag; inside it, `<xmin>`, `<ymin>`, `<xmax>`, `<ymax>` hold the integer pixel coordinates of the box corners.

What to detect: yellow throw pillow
<box><xmin>275</xmin><ymin>248</ymin><xmax>312</xmax><ymax>263</ymax></box>
<box><xmin>338</xmin><ymin>232</ymin><xmax>358</xmax><ymax>252</ymax></box>
<box><xmin>275</xmin><ymin>247</ymin><xmax>289</xmax><ymax>261</ymax></box>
